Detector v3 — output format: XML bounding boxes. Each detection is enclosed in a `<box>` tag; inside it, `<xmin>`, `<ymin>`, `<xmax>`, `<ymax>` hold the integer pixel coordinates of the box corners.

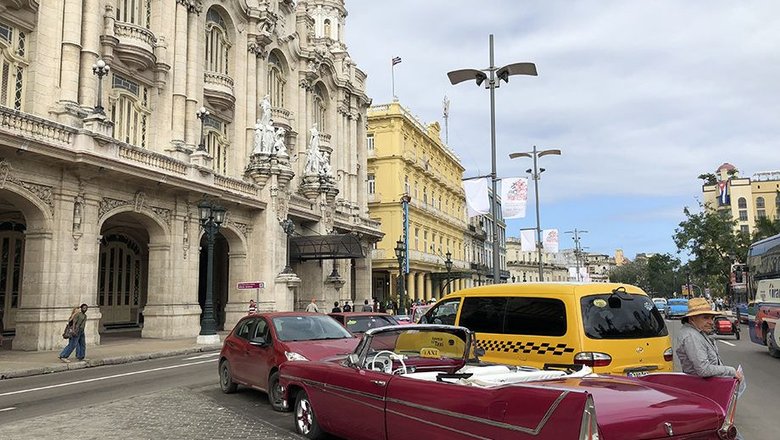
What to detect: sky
<box><xmin>342</xmin><ymin>0</ymin><xmax>780</xmax><ymax>260</ymax></box>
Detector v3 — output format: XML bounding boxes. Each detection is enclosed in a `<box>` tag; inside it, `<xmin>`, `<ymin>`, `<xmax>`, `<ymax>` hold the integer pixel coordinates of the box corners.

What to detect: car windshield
<box><xmin>346</xmin><ymin>316</ymin><xmax>397</xmax><ymax>333</ymax></box>
<box><xmin>411</xmin><ymin>305</ymin><xmax>432</xmax><ymax>323</ymax></box>
<box><xmin>273</xmin><ymin>315</ymin><xmax>354</xmax><ymax>341</ymax></box>
<box><xmin>580</xmin><ymin>294</ymin><xmax>668</xmax><ymax>339</ymax></box>
<box><xmin>361</xmin><ymin>327</ymin><xmax>470</xmax><ymax>361</ymax></box>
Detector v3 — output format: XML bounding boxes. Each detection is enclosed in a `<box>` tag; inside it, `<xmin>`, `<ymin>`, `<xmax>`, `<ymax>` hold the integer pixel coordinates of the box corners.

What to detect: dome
<box><xmin>716</xmin><ymin>162</ymin><xmax>736</xmax><ymax>172</ymax></box>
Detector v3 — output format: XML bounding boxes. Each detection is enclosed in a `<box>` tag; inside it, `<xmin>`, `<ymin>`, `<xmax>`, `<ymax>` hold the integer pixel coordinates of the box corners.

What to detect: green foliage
<box><xmin>608</xmin><ymin>254</ymin><xmax>681</xmax><ymax>296</ymax></box>
<box><xmin>697</xmin><ymin>173</ymin><xmax>717</xmax><ymax>185</ymax></box>
<box><xmin>753</xmin><ymin>216</ymin><xmax>780</xmax><ymax>241</ymax></box>
<box><xmin>673</xmin><ymin>201</ymin><xmax>750</xmax><ymax>291</ymax></box>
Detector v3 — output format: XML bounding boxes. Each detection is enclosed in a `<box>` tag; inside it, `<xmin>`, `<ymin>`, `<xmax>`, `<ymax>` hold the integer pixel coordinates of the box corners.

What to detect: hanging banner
<box><xmin>501</xmin><ymin>177</ymin><xmax>528</xmax><ymax>219</ymax></box>
<box><xmin>463</xmin><ymin>178</ymin><xmax>490</xmax><ymax>218</ymax></box>
<box><xmin>543</xmin><ymin>229</ymin><xmax>559</xmax><ymax>253</ymax></box>
<box><xmin>520</xmin><ymin>229</ymin><xmax>536</xmax><ymax>251</ymax></box>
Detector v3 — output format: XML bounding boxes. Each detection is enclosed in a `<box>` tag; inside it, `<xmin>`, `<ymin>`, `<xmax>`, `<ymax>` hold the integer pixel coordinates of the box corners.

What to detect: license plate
<box><xmin>627</xmin><ymin>370</ymin><xmax>649</xmax><ymax>377</ymax></box>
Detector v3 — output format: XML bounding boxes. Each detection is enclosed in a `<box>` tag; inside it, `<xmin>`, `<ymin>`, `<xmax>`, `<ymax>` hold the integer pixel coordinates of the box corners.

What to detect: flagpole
<box><xmin>391</xmin><ymin>62</ymin><xmax>396</xmax><ymax>100</ymax></box>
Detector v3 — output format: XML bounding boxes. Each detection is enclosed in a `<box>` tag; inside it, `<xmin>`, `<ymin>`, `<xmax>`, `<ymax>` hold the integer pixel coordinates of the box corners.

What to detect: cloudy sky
<box><xmin>343</xmin><ymin>0</ymin><xmax>780</xmax><ymax>260</ymax></box>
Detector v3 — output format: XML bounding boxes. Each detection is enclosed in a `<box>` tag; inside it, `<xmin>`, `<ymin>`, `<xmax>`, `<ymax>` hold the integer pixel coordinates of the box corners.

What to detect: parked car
<box><xmin>328</xmin><ymin>312</ymin><xmax>399</xmax><ymax>334</ymax></box>
<box><xmin>652</xmin><ymin>297</ymin><xmax>668</xmax><ymax>316</ymax></box>
<box><xmin>712</xmin><ymin>315</ymin><xmax>740</xmax><ymax>340</ymax></box>
<box><xmin>420</xmin><ymin>283</ymin><xmax>672</xmax><ymax>376</ymax></box>
<box><xmin>665</xmin><ymin>298</ymin><xmax>689</xmax><ymax>319</ymax></box>
<box><xmin>218</xmin><ymin>312</ymin><xmax>359</xmax><ymax>411</ymax></box>
<box><xmin>410</xmin><ymin>304</ymin><xmax>432</xmax><ymax>323</ymax></box>
<box><xmin>279</xmin><ymin>324</ymin><xmax>740</xmax><ymax>440</ymax></box>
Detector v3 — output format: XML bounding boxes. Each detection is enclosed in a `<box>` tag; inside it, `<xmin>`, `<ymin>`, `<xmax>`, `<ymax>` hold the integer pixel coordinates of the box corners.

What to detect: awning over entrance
<box><xmin>289</xmin><ymin>234</ymin><xmax>365</xmax><ymax>261</ymax></box>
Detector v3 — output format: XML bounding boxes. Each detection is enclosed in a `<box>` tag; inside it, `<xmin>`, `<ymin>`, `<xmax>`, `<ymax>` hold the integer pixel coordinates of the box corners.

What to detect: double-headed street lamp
<box><xmin>197</xmin><ymin>200</ymin><xmax>226</xmax><ymax>344</ymax></box>
<box><xmin>394</xmin><ymin>238</ymin><xmax>407</xmax><ymax>315</ymax></box>
<box><xmin>91</xmin><ymin>59</ymin><xmax>110</xmax><ymax>115</ymax></box>
<box><xmin>509</xmin><ymin>146</ymin><xmax>561</xmax><ymax>281</ymax></box>
<box><xmin>448</xmin><ymin>34</ymin><xmax>537</xmax><ymax>284</ymax></box>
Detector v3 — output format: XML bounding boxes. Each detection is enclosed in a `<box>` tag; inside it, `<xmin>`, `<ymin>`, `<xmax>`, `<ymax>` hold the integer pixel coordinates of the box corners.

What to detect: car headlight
<box><xmin>285</xmin><ymin>351</ymin><xmax>309</xmax><ymax>361</ymax></box>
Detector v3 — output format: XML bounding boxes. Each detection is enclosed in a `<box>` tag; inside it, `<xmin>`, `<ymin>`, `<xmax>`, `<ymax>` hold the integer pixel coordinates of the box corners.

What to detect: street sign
<box><xmin>237</xmin><ymin>281</ymin><xmax>265</xmax><ymax>290</ymax></box>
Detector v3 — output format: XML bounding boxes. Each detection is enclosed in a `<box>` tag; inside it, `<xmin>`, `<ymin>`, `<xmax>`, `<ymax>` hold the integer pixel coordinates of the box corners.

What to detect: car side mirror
<box><xmin>249</xmin><ymin>338</ymin><xmax>268</xmax><ymax>347</ymax></box>
<box><xmin>346</xmin><ymin>353</ymin><xmax>360</xmax><ymax>368</ymax></box>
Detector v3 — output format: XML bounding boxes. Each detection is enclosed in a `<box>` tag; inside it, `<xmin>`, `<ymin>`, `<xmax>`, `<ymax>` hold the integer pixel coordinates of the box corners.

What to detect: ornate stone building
<box><xmin>0</xmin><ymin>0</ymin><xmax>381</xmax><ymax>350</ymax></box>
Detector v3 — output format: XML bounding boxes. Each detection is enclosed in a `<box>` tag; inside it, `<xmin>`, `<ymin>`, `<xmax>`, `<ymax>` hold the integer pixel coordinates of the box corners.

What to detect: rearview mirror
<box><xmin>347</xmin><ymin>353</ymin><xmax>360</xmax><ymax>368</ymax></box>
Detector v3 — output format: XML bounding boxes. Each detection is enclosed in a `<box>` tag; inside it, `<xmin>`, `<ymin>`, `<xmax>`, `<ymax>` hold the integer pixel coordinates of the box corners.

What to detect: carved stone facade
<box><xmin>0</xmin><ymin>0</ymin><xmax>381</xmax><ymax>351</ymax></box>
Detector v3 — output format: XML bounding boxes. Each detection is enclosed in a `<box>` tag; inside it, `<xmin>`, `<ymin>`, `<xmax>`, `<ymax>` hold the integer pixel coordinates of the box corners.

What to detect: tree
<box><xmin>609</xmin><ymin>259</ymin><xmax>648</xmax><ymax>291</ymax></box>
<box><xmin>673</xmin><ymin>201</ymin><xmax>750</xmax><ymax>293</ymax></box>
<box><xmin>754</xmin><ymin>216</ymin><xmax>780</xmax><ymax>241</ymax></box>
<box><xmin>645</xmin><ymin>254</ymin><xmax>681</xmax><ymax>297</ymax></box>
<box><xmin>697</xmin><ymin>173</ymin><xmax>717</xmax><ymax>185</ymax></box>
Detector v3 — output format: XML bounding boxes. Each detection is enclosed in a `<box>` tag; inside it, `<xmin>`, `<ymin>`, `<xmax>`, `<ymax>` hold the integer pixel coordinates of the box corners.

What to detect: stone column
<box><xmin>425</xmin><ymin>274</ymin><xmax>432</xmax><ymax>301</ymax></box>
<box><xmin>407</xmin><ymin>271</ymin><xmax>416</xmax><ymax>301</ymax></box>
<box><xmin>170</xmin><ymin>2</ymin><xmax>190</xmax><ymax>146</ymax></box>
<box><xmin>184</xmin><ymin>9</ymin><xmax>201</xmax><ymax>148</ymax></box>
<box><xmin>223</xmin><ymin>251</ymin><xmax>249</xmax><ymax>330</ymax></box>
<box><xmin>78</xmin><ymin>0</ymin><xmax>102</xmax><ymax>111</ymax></box>
<box><xmin>353</xmin><ymin>242</ymin><xmax>373</xmax><ymax>305</ymax></box>
<box><xmin>246</xmin><ymin>41</ymin><xmax>258</xmax><ymax>160</ymax></box>
<box><xmin>60</xmin><ymin>0</ymin><xmax>83</xmax><ymax>105</ymax></box>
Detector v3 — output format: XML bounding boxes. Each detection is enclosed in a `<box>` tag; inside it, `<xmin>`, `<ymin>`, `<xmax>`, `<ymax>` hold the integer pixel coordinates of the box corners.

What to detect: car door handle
<box><xmin>371</xmin><ymin>380</ymin><xmax>387</xmax><ymax>387</ymax></box>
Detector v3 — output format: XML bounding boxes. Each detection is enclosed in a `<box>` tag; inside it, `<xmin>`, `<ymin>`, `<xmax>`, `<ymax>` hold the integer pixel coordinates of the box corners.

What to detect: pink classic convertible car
<box><xmin>279</xmin><ymin>325</ymin><xmax>739</xmax><ymax>440</ymax></box>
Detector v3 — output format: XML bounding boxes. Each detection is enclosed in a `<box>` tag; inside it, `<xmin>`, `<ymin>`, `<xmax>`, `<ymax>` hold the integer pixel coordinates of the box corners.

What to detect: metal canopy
<box><xmin>289</xmin><ymin>234</ymin><xmax>365</xmax><ymax>261</ymax></box>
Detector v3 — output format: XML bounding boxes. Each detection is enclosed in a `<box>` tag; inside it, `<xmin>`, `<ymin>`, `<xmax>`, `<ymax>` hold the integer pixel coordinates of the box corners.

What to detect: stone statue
<box><xmin>273</xmin><ymin>127</ymin><xmax>288</xmax><ymax>156</ymax></box>
<box><xmin>320</xmin><ymin>151</ymin><xmax>332</xmax><ymax>176</ymax></box>
<box><xmin>309</xmin><ymin>124</ymin><xmax>319</xmax><ymax>151</ymax></box>
<box><xmin>259</xmin><ymin>95</ymin><xmax>272</xmax><ymax>127</ymax></box>
<box><xmin>252</xmin><ymin>119</ymin><xmax>266</xmax><ymax>154</ymax></box>
<box><xmin>304</xmin><ymin>124</ymin><xmax>321</xmax><ymax>174</ymax></box>
<box><xmin>252</xmin><ymin>95</ymin><xmax>275</xmax><ymax>155</ymax></box>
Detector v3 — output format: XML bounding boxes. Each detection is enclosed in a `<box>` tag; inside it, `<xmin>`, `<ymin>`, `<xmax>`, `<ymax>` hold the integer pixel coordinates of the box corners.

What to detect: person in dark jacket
<box><xmin>331</xmin><ymin>301</ymin><xmax>341</xmax><ymax>313</ymax></box>
<box><xmin>361</xmin><ymin>299</ymin><xmax>373</xmax><ymax>312</ymax></box>
<box><xmin>59</xmin><ymin>303</ymin><xmax>88</xmax><ymax>362</ymax></box>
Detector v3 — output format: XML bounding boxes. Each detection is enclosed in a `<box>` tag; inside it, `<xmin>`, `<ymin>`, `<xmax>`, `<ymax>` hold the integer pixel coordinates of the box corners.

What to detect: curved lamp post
<box><xmin>197</xmin><ymin>200</ymin><xmax>226</xmax><ymax>344</ymax></box>
<box><xmin>448</xmin><ymin>34</ymin><xmax>537</xmax><ymax>284</ymax></box>
<box><xmin>394</xmin><ymin>238</ymin><xmax>406</xmax><ymax>315</ymax></box>
<box><xmin>196</xmin><ymin>107</ymin><xmax>210</xmax><ymax>151</ymax></box>
<box><xmin>509</xmin><ymin>146</ymin><xmax>561</xmax><ymax>281</ymax></box>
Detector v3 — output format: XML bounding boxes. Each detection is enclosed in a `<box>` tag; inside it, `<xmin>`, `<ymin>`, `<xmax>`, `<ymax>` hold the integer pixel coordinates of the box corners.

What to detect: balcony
<box><xmin>204</xmin><ymin>71</ymin><xmax>235</xmax><ymax>110</ymax></box>
<box><xmin>271</xmin><ymin>107</ymin><xmax>292</xmax><ymax>128</ymax></box>
<box><xmin>112</xmin><ymin>22</ymin><xmax>157</xmax><ymax>70</ymax></box>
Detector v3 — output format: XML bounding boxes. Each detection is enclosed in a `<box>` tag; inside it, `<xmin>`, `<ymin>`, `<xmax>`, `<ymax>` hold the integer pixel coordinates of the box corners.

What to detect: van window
<box><xmin>580</xmin><ymin>294</ymin><xmax>668</xmax><ymax>339</ymax></box>
<box><xmin>459</xmin><ymin>297</ymin><xmax>567</xmax><ymax>337</ymax></box>
<box><xmin>421</xmin><ymin>298</ymin><xmax>461</xmax><ymax>325</ymax></box>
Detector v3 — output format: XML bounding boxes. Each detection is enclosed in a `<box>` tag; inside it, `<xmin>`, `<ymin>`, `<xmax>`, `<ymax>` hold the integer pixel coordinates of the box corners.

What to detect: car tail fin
<box><xmin>578</xmin><ymin>395</ymin><xmax>600</xmax><ymax>440</ymax></box>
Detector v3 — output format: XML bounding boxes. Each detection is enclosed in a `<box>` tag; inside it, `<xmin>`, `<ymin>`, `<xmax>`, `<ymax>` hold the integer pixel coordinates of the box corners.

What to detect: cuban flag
<box><xmin>717</xmin><ymin>180</ymin><xmax>730</xmax><ymax>205</ymax></box>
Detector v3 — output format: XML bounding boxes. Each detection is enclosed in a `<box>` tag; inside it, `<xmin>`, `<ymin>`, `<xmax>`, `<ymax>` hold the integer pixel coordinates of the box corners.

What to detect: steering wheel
<box><xmin>369</xmin><ymin>350</ymin><xmax>407</xmax><ymax>375</ymax></box>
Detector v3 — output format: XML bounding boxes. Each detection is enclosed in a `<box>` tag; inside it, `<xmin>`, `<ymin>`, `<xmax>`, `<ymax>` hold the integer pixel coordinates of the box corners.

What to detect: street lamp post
<box><xmin>565</xmin><ymin>229</ymin><xmax>588</xmax><ymax>282</ymax></box>
<box><xmin>394</xmin><ymin>238</ymin><xmax>407</xmax><ymax>315</ymax></box>
<box><xmin>448</xmin><ymin>34</ymin><xmax>537</xmax><ymax>284</ymax></box>
<box><xmin>509</xmin><ymin>146</ymin><xmax>561</xmax><ymax>281</ymax></box>
<box><xmin>196</xmin><ymin>107</ymin><xmax>210</xmax><ymax>151</ymax></box>
<box><xmin>197</xmin><ymin>200</ymin><xmax>226</xmax><ymax>344</ymax></box>
<box><xmin>445</xmin><ymin>251</ymin><xmax>453</xmax><ymax>294</ymax></box>
<box><xmin>91</xmin><ymin>59</ymin><xmax>110</xmax><ymax>115</ymax></box>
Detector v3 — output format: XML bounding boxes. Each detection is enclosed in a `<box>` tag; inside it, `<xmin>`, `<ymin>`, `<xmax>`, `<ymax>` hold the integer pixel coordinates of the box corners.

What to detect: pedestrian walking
<box><xmin>361</xmin><ymin>299</ymin><xmax>373</xmax><ymax>312</ymax></box>
<box><xmin>675</xmin><ymin>298</ymin><xmax>744</xmax><ymax>380</ymax></box>
<box><xmin>248</xmin><ymin>299</ymin><xmax>257</xmax><ymax>314</ymax></box>
<box><xmin>343</xmin><ymin>301</ymin><xmax>352</xmax><ymax>312</ymax></box>
<box><xmin>331</xmin><ymin>301</ymin><xmax>341</xmax><ymax>313</ymax></box>
<box><xmin>305</xmin><ymin>297</ymin><xmax>320</xmax><ymax>313</ymax></box>
<box><xmin>59</xmin><ymin>303</ymin><xmax>88</xmax><ymax>363</ymax></box>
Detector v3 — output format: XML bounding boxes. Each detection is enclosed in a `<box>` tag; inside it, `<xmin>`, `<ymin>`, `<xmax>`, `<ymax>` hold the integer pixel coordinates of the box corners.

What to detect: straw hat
<box><xmin>684</xmin><ymin>297</ymin><xmax>721</xmax><ymax>318</ymax></box>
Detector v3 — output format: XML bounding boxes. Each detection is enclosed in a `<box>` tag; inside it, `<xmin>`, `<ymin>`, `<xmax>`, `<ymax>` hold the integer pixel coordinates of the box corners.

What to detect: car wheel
<box><xmin>219</xmin><ymin>360</ymin><xmax>238</xmax><ymax>394</ymax></box>
<box><xmin>295</xmin><ymin>390</ymin><xmax>323</xmax><ymax>439</ymax></box>
<box><xmin>268</xmin><ymin>371</ymin><xmax>285</xmax><ymax>411</ymax></box>
<box><xmin>768</xmin><ymin>329</ymin><xmax>780</xmax><ymax>358</ymax></box>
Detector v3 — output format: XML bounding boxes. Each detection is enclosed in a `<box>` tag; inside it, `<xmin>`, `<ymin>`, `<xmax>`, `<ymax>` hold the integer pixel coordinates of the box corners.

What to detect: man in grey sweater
<box><xmin>675</xmin><ymin>297</ymin><xmax>743</xmax><ymax>380</ymax></box>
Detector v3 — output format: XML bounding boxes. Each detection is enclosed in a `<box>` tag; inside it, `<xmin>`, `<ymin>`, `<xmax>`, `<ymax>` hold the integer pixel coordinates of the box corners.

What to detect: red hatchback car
<box><xmin>218</xmin><ymin>312</ymin><xmax>359</xmax><ymax>410</ymax></box>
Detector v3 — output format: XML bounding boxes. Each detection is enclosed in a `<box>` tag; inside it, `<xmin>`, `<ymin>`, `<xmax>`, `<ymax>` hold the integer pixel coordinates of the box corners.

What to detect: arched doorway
<box><xmin>199</xmin><ymin>232</ymin><xmax>229</xmax><ymax>330</ymax></box>
<box><xmin>0</xmin><ymin>220</ymin><xmax>25</xmax><ymax>332</ymax></box>
<box><xmin>97</xmin><ymin>233</ymin><xmax>146</xmax><ymax>326</ymax></box>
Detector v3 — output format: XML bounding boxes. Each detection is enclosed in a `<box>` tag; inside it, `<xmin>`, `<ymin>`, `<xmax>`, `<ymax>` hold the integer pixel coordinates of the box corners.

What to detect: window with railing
<box><xmin>312</xmin><ymin>84</ymin><xmax>327</xmax><ymax>131</ymax></box>
<box><xmin>110</xmin><ymin>74</ymin><xmax>150</xmax><ymax>148</ymax></box>
<box><xmin>204</xmin><ymin>114</ymin><xmax>229</xmax><ymax>175</ymax></box>
<box><xmin>267</xmin><ymin>52</ymin><xmax>285</xmax><ymax>108</ymax></box>
<box><xmin>0</xmin><ymin>21</ymin><xmax>27</xmax><ymax>111</ymax></box>
<box><xmin>367</xmin><ymin>173</ymin><xmax>375</xmax><ymax>194</ymax></box>
<box><xmin>116</xmin><ymin>0</ymin><xmax>151</xmax><ymax>28</ymax></box>
<box><xmin>205</xmin><ymin>9</ymin><xmax>230</xmax><ymax>76</ymax></box>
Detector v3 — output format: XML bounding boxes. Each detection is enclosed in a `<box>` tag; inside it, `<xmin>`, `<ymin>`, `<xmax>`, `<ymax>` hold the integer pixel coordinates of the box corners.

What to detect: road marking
<box><xmin>0</xmin><ymin>407</ymin><xmax>16</xmax><ymax>412</ymax></box>
<box><xmin>0</xmin><ymin>359</ymin><xmax>217</xmax><ymax>398</ymax></box>
<box><xmin>184</xmin><ymin>352</ymin><xmax>220</xmax><ymax>360</ymax></box>
<box><xmin>719</xmin><ymin>340</ymin><xmax>736</xmax><ymax>347</ymax></box>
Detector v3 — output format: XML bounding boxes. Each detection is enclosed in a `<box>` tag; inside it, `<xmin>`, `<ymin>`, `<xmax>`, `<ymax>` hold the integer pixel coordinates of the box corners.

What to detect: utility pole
<box><xmin>565</xmin><ymin>229</ymin><xmax>588</xmax><ymax>282</ymax></box>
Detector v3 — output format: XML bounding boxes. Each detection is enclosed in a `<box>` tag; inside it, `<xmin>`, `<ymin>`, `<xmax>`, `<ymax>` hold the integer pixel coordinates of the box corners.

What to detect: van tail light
<box><xmin>578</xmin><ymin>395</ymin><xmax>600</xmax><ymax>440</ymax></box>
<box><xmin>663</xmin><ymin>347</ymin><xmax>673</xmax><ymax>362</ymax></box>
<box><xmin>574</xmin><ymin>352</ymin><xmax>612</xmax><ymax>367</ymax></box>
<box><xmin>718</xmin><ymin>387</ymin><xmax>739</xmax><ymax>439</ymax></box>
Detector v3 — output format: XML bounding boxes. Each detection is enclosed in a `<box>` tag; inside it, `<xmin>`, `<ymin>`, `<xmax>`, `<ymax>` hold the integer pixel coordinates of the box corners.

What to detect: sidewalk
<box><xmin>0</xmin><ymin>330</ymin><xmax>226</xmax><ymax>380</ymax></box>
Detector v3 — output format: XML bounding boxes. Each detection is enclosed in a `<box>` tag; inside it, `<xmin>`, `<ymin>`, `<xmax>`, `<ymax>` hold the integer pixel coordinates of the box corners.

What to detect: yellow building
<box><xmin>702</xmin><ymin>163</ymin><xmax>780</xmax><ymax>236</ymax></box>
<box><xmin>367</xmin><ymin>102</ymin><xmax>470</xmax><ymax>307</ymax></box>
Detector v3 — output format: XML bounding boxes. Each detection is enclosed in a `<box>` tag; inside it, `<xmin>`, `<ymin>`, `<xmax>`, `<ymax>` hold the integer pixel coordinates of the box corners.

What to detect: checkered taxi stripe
<box><xmin>478</xmin><ymin>339</ymin><xmax>575</xmax><ymax>356</ymax></box>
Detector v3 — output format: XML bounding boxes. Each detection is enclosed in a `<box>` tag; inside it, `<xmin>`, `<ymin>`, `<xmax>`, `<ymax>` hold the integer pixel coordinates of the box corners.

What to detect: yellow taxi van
<box><xmin>420</xmin><ymin>282</ymin><xmax>673</xmax><ymax>376</ymax></box>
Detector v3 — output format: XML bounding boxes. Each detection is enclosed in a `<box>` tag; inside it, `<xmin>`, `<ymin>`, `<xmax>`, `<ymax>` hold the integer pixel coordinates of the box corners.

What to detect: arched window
<box><xmin>116</xmin><ymin>0</ymin><xmax>151</xmax><ymax>28</ymax></box>
<box><xmin>738</xmin><ymin>197</ymin><xmax>747</xmax><ymax>209</ymax></box>
<box><xmin>324</xmin><ymin>19</ymin><xmax>332</xmax><ymax>39</ymax></box>
<box><xmin>267</xmin><ymin>52</ymin><xmax>285</xmax><ymax>108</ymax></box>
<box><xmin>0</xmin><ymin>20</ymin><xmax>28</xmax><ymax>111</ymax></box>
<box><xmin>110</xmin><ymin>73</ymin><xmax>151</xmax><ymax>148</ymax></box>
<box><xmin>204</xmin><ymin>114</ymin><xmax>229</xmax><ymax>175</ymax></box>
<box><xmin>312</xmin><ymin>84</ymin><xmax>327</xmax><ymax>131</ymax></box>
<box><xmin>756</xmin><ymin>197</ymin><xmax>765</xmax><ymax>209</ymax></box>
<box><xmin>205</xmin><ymin>9</ymin><xmax>230</xmax><ymax>76</ymax></box>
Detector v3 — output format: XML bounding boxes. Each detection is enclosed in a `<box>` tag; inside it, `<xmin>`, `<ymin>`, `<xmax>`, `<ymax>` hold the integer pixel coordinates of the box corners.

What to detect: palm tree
<box><xmin>753</xmin><ymin>217</ymin><xmax>780</xmax><ymax>241</ymax></box>
<box><xmin>697</xmin><ymin>173</ymin><xmax>717</xmax><ymax>185</ymax></box>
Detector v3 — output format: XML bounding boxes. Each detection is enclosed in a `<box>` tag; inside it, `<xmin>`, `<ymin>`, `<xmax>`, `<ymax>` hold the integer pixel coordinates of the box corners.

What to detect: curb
<box><xmin>0</xmin><ymin>344</ymin><xmax>222</xmax><ymax>380</ymax></box>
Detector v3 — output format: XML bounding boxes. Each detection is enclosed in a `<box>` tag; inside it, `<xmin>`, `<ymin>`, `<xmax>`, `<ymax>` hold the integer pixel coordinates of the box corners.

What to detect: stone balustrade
<box><xmin>0</xmin><ymin>105</ymin><xmax>77</xmax><ymax>146</ymax></box>
<box><xmin>118</xmin><ymin>144</ymin><xmax>187</xmax><ymax>175</ymax></box>
<box><xmin>214</xmin><ymin>175</ymin><xmax>258</xmax><ymax>196</ymax></box>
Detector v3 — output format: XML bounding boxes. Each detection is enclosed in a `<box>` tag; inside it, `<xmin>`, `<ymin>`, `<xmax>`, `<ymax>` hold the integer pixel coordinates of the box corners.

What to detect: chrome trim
<box><xmin>664</xmin><ymin>422</ymin><xmax>673</xmax><ymax>436</ymax></box>
<box><xmin>282</xmin><ymin>374</ymin><xmax>386</xmax><ymax>411</ymax></box>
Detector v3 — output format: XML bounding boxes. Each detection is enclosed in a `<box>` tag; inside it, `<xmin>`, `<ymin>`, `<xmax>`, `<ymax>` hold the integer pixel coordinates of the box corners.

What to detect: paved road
<box><xmin>667</xmin><ymin>319</ymin><xmax>778</xmax><ymax>440</ymax></box>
